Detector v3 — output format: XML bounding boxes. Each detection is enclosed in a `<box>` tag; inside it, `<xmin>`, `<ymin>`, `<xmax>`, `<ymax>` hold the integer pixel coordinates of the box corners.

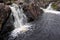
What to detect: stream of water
<box><xmin>8</xmin><ymin>3</ymin><xmax>60</xmax><ymax>40</ymax></box>
<box><xmin>9</xmin><ymin>3</ymin><xmax>32</xmax><ymax>37</ymax></box>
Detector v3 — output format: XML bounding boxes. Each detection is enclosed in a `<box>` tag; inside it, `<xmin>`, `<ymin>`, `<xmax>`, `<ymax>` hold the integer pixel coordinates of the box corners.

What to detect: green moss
<box><xmin>52</xmin><ymin>3</ymin><xmax>58</xmax><ymax>10</ymax></box>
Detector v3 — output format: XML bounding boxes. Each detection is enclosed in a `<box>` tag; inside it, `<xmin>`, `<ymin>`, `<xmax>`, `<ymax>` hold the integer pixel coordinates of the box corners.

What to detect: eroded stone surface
<box><xmin>0</xmin><ymin>3</ymin><xmax>11</xmax><ymax>31</ymax></box>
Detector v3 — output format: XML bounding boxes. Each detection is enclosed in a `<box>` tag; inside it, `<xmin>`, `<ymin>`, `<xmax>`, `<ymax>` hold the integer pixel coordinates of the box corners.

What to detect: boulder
<box><xmin>51</xmin><ymin>1</ymin><xmax>60</xmax><ymax>11</ymax></box>
<box><xmin>23</xmin><ymin>3</ymin><xmax>43</xmax><ymax>22</ymax></box>
<box><xmin>0</xmin><ymin>3</ymin><xmax>15</xmax><ymax>40</ymax></box>
<box><xmin>0</xmin><ymin>3</ymin><xmax>11</xmax><ymax>31</ymax></box>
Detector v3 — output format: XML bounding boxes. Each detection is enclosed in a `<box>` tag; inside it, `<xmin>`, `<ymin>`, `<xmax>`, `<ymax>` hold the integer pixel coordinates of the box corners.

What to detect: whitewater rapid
<box><xmin>40</xmin><ymin>3</ymin><xmax>60</xmax><ymax>14</ymax></box>
<box><xmin>9</xmin><ymin>3</ymin><xmax>32</xmax><ymax>37</ymax></box>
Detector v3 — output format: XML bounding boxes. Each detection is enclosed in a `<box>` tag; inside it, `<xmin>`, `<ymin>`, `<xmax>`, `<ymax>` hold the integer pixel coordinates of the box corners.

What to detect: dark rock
<box><xmin>0</xmin><ymin>3</ymin><xmax>11</xmax><ymax>30</ymax></box>
<box><xmin>51</xmin><ymin>1</ymin><xmax>60</xmax><ymax>11</ymax></box>
<box><xmin>0</xmin><ymin>3</ymin><xmax>14</xmax><ymax>40</ymax></box>
<box><xmin>23</xmin><ymin>3</ymin><xmax>43</xmax><ymax>22</ymax></box>
<box><xmin>0</xmin><ymin>0</ymin><xmax>4</xmax><ymax>3</ymax></box>
<box><xmin>8</xmin><ymin>11</ymin><xmax>60</xmax><ymax>40</ymax></box>
<box><xmin>56</xmin><ymin>1</ymin><xmax>60</xmax><ymax>11</ymax></box>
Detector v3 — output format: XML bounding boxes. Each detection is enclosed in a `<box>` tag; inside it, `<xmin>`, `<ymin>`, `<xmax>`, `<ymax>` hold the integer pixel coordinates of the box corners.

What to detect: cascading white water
<box><xmin>46</xmin><ymin>3</ymin><xmax>53</xmax><ymax>10</ymax></box>
<box><xmin>9</xmin><ymin>3</ymin><xmax>32</xmax><ymax>37</ymax></box>
<box><xmin>40</xmin><ymin>3</ymin><xmax>60</xmax><ymax>14</ymax></box>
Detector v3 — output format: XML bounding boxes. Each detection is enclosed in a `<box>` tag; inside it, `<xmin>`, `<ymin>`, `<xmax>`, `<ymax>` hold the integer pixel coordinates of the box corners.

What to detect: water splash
<box><xmin>40</xmin><ymin>3</ymin><xmax>60</xmax><ymax>14</ymax></box>
<box><xmin>9</xmin><ymin>3</ymin><xmax>32</xmax><ymax>37</ymax></box>
<box><xmin>46</xmin><ymin>3</ymin><xmax>53</xmax><ymax>10</ymax></box>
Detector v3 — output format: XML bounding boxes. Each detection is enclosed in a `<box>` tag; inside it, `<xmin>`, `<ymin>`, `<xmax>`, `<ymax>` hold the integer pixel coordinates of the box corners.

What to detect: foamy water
<box><xmin>9</xmin><ymin>3</ymin><xmax>32</xmax><ymax>37</ymax></box>
<box><xmin>40</xmin><ymin>3</ymin><xmax>60</xmax><ymax>14</ymax></box>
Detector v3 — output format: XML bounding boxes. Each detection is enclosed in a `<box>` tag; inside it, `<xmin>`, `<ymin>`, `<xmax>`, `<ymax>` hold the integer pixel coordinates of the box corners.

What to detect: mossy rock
<box><xmin>52</xmin><ymin>3</ymin><xmax>58</xmax><ymax>10</ymax></box>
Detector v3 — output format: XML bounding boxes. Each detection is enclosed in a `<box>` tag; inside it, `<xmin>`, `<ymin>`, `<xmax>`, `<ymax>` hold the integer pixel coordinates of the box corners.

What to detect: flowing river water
<box><xmin>9</xmin><ymin>3</ymin><xmax>32</xmax><ymax>38</ymax></box>
<box><xmin>8</xmin><ymin>3</ymin><xmax>60</xmax><ymax>40</ymax></box>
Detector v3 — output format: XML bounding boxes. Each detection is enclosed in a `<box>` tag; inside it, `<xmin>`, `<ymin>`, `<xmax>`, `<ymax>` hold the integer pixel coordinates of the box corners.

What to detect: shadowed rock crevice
<box><xmin>0</xmin><ymin>3</ymin><xmax>14</xmax><ymax>40</ymax></box>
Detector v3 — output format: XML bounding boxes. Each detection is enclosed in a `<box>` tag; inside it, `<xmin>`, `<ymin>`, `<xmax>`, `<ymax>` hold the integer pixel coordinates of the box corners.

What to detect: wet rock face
<box><xmin>24</xmin><ymin>0</ymin><xmax>52</xmax><ymax>8</ymax></box>
<box><xmin>0</xmin><ymin>3</ymin><xmax>14</xmax><ymax>40</ymax></box>
<box><xmin>23</xmin><ymin>3</ymin><xmax>43</xmax><ymax>22</ymax></box>
<box><xmin>0</xmin><ymin>3</ymin><xmax>11</xmax><ymax>31</ymax></box>
<box><xmin>24</xmin><ymin>0</ymin><xmax>60</xmax><ymax>10</ymax></box>
<box><xmin>52</xmin><ymin>1</ymin><xmax>60</xmax><ymax>11</ymax></box>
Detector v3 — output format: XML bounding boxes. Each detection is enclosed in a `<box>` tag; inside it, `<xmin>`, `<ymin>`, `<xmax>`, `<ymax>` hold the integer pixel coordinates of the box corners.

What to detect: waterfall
<box><xmin>9</xmin><ymin>3</ymin><xmax>32</xmax><ymax>37</ymax></box>
<box><xmin>40</xmin><ymin>3</ymin><xmax>60</xmax><ymax>14</ymax></box>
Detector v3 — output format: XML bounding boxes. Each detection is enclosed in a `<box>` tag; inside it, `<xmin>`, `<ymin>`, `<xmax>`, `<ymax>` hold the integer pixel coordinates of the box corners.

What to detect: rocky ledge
<box><xmin>52</xmin><ymin>1</ymin><xmax>60</xmax><ymax>11</ymax></box>
<box><xmin>0</xmin><ymin>3</ymin><xmax>11</xmax><ymax>31</ymax></box>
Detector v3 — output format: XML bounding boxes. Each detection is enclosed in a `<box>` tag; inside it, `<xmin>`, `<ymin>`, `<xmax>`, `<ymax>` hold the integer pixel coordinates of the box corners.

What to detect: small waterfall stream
<box><xmin>40</xmin><ymin>3</ymin><xmax>60</xmax><ymax>14</ymax></box>
<box><xmin>9</xmin><ymin>3</ymin><xmax>32</xmax><ymax>37</ymax></box>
